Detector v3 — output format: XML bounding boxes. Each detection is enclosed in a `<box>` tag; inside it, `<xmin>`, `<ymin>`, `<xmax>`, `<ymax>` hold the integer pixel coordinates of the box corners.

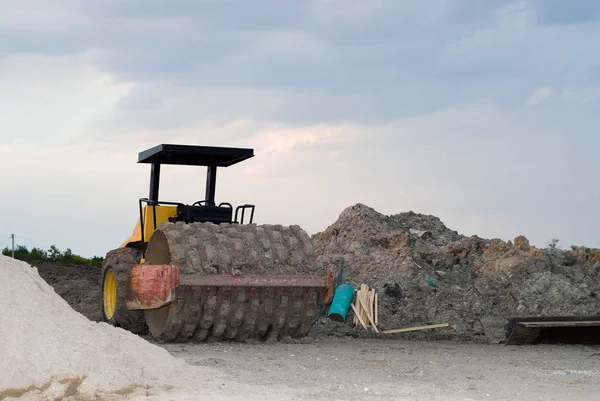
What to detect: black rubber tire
<box><xmin>99</xmin><ymin>247</ymin><xmax>149</xmax><ymax>335</ymax></box>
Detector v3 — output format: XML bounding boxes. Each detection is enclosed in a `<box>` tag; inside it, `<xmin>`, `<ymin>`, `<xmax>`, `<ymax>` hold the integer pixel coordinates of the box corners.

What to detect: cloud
<box><xmin>1</xmin><ymin>0</ymin><xmax>600</xmax><ymax>257</ymax></box>
<box><xmin>562</xmin><ymin>86</ymin><xmax>600</xmax><ymax>104</ymax></box>
<box><xmin>0</xmin><ymin>52</ymin><xmax>133</xmax><ymax>146</ymax></box>
<box><xmin>2</xmin><ymin>0</ymin><xmax>598</xmax><ymax>128</ymax></box>
<box><xmin>3</xmin><ymin>99</ymin><xmax>600</xmax><ymax>256</ymax></box>
<box><xmin>524</xmin><ymin>87</ymin><xmax>552</xmax><ymax>106</ymax></box>
<box><xmin>531</xmin><ymin>0</ymin><xmax>600</xmax><ymax>26</ymax></box>
<box><xmin>0</xmin><ymin>1</ymin><xmax>523</xmax><ymax>125</ymax></box>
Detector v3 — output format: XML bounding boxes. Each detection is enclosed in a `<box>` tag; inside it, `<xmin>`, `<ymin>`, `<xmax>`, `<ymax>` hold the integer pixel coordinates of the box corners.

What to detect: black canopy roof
<box><xmin>138</xmin><ymin>144</ymin><xmax>254</xmax><ymax>167</ymax></box>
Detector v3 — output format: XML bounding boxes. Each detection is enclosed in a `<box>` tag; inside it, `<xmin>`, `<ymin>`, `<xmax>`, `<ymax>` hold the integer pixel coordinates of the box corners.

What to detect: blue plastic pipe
<box><xmin>327</xmin><ymin>284</ymin><xmax>354</xmax><ymax>322</ymax></box>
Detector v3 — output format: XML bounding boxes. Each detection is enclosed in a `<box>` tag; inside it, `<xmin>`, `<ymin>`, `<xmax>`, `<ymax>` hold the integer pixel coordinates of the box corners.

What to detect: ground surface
<box><xmin>22</xmin><ymin>261</ymin><xmax>600</xmax><ymax>400</ymax></box>
<box><xmin>159</xmin><ymin>338</ymin><xmax>600</xmax><ymax>401</ymax></box>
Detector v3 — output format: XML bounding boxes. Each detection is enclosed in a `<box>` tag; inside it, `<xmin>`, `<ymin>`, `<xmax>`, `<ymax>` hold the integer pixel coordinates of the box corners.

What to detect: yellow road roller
<box><xmin>99</xmin><ymin>144</ymin><xmax>333</xmax><ymax>342</ymax></box>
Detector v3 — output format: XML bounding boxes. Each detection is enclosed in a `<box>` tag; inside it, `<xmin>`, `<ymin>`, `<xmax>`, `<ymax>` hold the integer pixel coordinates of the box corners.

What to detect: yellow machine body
<box><xmin>119</xmin><ymin>205</ymin><xmax>178</xmax><ymax>249</ymax></box>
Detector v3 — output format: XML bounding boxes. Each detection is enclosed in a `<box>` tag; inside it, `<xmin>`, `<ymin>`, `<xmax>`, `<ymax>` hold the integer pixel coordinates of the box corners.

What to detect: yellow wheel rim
<box><xmin>103</xmin><ymin>269</ymin><xmax>117</xmax><ymax>319</ymax></box>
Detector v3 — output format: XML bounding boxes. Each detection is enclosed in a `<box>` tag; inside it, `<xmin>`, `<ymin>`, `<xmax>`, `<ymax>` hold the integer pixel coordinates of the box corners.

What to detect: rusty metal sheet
<box><xmin>127</xmin><ymin>264</ymin><xmax>334</xmax><ymax>311</ymax></box>
<box><xmin>517</xmin><ymin>321</ymin><xmax>600</xmax><ymax>328</ymax></box>
<box><xmin>126</xmin><ymin>264</ymin><xmax>177</xmax><ymax>310</ymax></box>
<box><xmin>505</xmin><ymin>315</ymin><xmax>600</xmax><ymax>345</ymax></box>
<box><xmin>179</xmin><ymin>274</ymin><xmax>330</xmax><ymax>289</ymax></box>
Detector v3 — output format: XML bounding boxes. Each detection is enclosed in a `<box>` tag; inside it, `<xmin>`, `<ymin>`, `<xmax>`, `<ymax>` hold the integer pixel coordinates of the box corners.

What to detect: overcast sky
<box><xmin>1</xmin><ymin>0</ymin><xmax>600</xmax><ymax>258</ymax></box>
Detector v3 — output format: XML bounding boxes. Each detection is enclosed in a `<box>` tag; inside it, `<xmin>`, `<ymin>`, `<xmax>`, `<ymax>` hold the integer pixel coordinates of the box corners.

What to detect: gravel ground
<box><xmin>159</xmin><ymin>338</ymin><xmax>600</xmax><ymax>401</ymax></box>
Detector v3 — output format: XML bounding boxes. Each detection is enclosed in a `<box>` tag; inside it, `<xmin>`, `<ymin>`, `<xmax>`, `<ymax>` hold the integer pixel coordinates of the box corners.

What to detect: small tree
<box><xmin>90</xmin><ymin>256</ymin><xmax>104</xmax><ymax>267</ymax></box>
<box><xmin>2</xmin><ymin>243</ymin><xmax>102</xmax><ymax>267</ymax></box>
<box><xmin>48</xmin><ymin>245</ymin><xmax>62</xmax><ymax>261</ymax></box>
<box><xmin>30</xmin><ymin>247</ymin><xmax>48</xmax><ymax>261</ymax></box>
<box><xmin>13</xmin><ymin>245</ymin><xmax>31</xmax><ymax>260</ymax></box>
<box><xmin>62</xmin><ymin>248</ymin><xmax>74</xmax><ymax>264</ymax></box>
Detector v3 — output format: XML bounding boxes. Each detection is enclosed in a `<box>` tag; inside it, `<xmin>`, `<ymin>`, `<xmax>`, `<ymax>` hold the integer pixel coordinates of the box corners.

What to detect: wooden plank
<box><xmin>360</xmin><ymin>284</ymin><xmax>367</xmax><ymax>327</ymax></box>
<box><xmin>364</xmin><ymin>285</ymin><xmax>370</xmax><ymax>325</ymax></box>
<box><xmin>351</xmin><ymin>303</ymin><xmax>368</xmax><ymax>330</ymax></box>
<box><xmin>374</xmin><ymin>293</ymin><xmax>378</xmax><ymax>326</ymax></box>
<box><xmin>369</xmin><ymin>289</ymin><xmax>377</xmax><ymax>325</ymax></box>
<box><xmin>352</xmin><ymin>290</ymin><xmax>356</xmax><ymax>326</ymax></box>
<box><xmin>383</xmin><ymin>323</ymin><xmax>450</xmax><ymax>335</ymax></box>
<box><xmin>354</xmin><ymin>287</ymin><xmax>362</xmax><ymax>327</ymax></box>
<box><xmin>358</xmin><ymin>296</ymin><xmax>379</xmax><ymax>333</ymax></box>
<box><xmin>353</xmin><ymin>288</ymin><xmax>360</xmax><ymax>326</ymax></box>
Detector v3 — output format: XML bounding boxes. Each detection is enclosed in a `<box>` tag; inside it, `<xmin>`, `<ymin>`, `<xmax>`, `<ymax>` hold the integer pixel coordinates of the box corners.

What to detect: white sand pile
<box><xmin>0</xmin><ymin>255</ymin><xmax>296</xmax><ymax>400</ymax></box>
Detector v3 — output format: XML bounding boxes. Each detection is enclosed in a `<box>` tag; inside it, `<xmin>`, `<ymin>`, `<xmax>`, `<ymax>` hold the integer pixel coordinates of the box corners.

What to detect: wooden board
<box><xmin>382</xmin><ymin>323</ymin><xmax>450</xmax><ymax>335</ymax></box>
<box><xmin>352</xmin><ymin>283</ymin><xmax>379</xmax><ymax>332</ymax></box>
<box><xmin>351</xmin><ymin>303</ymin><xmax>368</xmax><ymax>330</ymax></box>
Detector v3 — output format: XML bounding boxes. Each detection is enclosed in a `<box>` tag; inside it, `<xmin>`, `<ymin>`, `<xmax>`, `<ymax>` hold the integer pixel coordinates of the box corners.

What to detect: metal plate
<box><xmin>126</xmin><ymin>264</ymin><xmax>177</xmax><ymax>310</ymax></box>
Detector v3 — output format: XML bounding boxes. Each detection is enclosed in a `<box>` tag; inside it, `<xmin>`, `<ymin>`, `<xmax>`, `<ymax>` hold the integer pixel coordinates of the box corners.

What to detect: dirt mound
<box><xmin>34</xmin><ymin>262</ymin><xmax>101</xmax><ymax>321</ymax></box>
<box><xmin>313</xmin><ymin>204</ymin><xmax>461</xmax><ymax>282</ymax></box>
<box><xmin>312</xmin><ymin>204</ymin><xmax>600</xmax><ymax>342</ymax></box>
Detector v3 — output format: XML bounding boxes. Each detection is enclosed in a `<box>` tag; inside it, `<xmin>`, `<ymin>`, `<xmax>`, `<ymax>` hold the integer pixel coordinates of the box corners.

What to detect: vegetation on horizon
<box><xmin>1</xmin><ymin>244</ymin><xmax>103</xmax><ymax>267</ymax></box>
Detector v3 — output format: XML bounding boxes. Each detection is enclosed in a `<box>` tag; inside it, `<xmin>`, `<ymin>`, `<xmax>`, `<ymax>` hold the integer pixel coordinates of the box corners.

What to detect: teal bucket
<box><xmin>327</xmin><ymin>284</ymin><xmax>354</xmax><ymax>322</ymax></box>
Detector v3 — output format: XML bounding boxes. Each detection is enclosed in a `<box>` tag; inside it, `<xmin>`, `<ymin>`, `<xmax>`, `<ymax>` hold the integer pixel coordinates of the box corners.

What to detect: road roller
<box><xmin>99</xmin><ymin>144</ymin><xmax>333</xmax><ymax>342</ymax></box>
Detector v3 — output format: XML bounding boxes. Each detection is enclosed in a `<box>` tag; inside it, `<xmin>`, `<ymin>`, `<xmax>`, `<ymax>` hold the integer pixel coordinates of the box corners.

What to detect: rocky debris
<box><xmin>312</xmin><ymin>203</ymin><xmax>600</xmax><ymax>342</ymax></box>
<box><xmin>308</xmin><ymin>318</ymin><xmax>356</xmax><ymax>338</ymax></box>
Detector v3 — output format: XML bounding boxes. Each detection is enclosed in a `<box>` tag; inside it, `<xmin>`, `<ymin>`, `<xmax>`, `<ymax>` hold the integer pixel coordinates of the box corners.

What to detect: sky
<box><xmin>1</xmin><ymin>0</ymin><xmax>600</xmax><ymax>258</ymax></box>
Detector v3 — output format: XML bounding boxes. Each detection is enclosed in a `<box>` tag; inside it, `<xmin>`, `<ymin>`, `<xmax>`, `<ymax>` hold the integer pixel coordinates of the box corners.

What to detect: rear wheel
<box><xmin>99</xmin><ymin>247</ymin><xmax>149</xmax><ymax>334</ymax></box>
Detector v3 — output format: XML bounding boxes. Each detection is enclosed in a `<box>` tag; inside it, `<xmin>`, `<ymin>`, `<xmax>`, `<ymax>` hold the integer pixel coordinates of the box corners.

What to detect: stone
<box><xmin>513</xmin><ymin>235</ymin><xmax>530</xmax><ymax>251</ymax></box>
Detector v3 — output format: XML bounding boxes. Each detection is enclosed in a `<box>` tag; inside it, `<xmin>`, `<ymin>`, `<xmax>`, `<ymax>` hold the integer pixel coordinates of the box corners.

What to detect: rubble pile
<box><xmin>312</xmin><ymin>204</ymin><xmax>600</xmax><ymax>341</ymax></box>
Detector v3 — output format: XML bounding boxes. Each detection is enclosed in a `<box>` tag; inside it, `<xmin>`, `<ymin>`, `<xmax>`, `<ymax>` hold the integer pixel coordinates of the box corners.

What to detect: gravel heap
<box><xmin>312</xmin><ymin>204</ymin><xmax>600</xmax><ymax>342</ymax></box>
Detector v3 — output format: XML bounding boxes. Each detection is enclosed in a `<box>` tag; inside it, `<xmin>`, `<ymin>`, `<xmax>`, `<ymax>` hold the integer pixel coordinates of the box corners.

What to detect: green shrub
<box><xmin>2</xmin><ymin>244</ymin><xmax>102</xmax><ymax>267</ymax></box>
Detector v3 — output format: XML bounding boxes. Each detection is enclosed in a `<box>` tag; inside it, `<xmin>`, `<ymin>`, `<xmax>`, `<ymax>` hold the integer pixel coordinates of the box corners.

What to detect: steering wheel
<box><xmin>192</xmin><ymin>200</ymin><xmax>214</xmax><ymax>206</ymax></box>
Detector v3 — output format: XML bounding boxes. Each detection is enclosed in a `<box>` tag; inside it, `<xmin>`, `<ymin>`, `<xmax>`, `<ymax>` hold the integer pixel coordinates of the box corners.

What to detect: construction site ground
<box><xmin>29</xmin><ymin>262</ymin><xmax>600</xmax><ymax>401</ymax></box>
<box><xmin>161</xmin><ymin>337</ymin><xmax>599</xmax><ymax>400</ymax></box>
